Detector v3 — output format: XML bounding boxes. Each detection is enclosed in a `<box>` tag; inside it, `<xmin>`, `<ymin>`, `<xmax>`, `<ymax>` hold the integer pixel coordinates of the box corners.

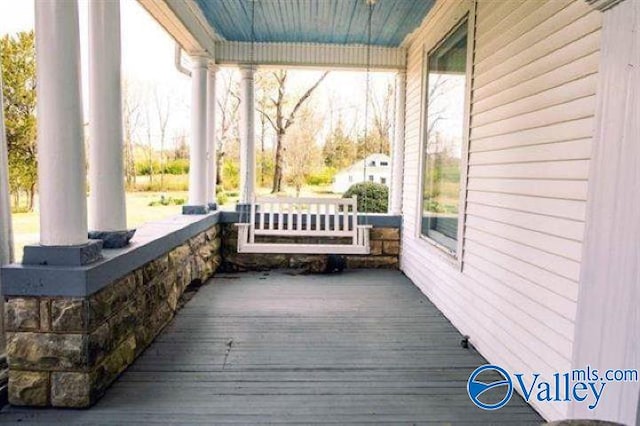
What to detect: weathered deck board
<box><xmin>0</xmin><ymin>270</ymin><xmax>543</xmax><ymax>424</ymax></box>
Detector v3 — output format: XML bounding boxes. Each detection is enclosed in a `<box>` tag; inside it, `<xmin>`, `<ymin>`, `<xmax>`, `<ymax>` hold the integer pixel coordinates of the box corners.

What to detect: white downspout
<box><xmin>175</xmin><ymin>43</ymin><xmax>192</xmax><ymax>77</ymax></box>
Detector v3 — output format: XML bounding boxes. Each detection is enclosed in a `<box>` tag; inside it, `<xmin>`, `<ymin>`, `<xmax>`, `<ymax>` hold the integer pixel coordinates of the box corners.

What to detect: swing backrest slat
<box><xmin>250</xmin><ymin>196</ymin><xmax>358</xmax><ymax>238</ymax></box>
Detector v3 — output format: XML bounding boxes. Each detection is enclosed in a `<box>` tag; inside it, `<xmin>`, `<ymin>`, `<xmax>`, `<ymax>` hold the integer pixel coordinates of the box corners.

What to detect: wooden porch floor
<box><xmin>1</xmin><ymin>270</ymin><xmax>543</xmax><ymax>424</ymax></box>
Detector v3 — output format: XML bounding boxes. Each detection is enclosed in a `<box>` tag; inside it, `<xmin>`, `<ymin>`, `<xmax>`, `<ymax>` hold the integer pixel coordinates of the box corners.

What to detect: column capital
<box><xmin>207</xmin><ymin>62</ymin><xmax>219</xmax><ymax>73</ymax></box>
<box><xmin>239</xmin><ymin>64</ymin><xmax>256</xmax><ymax>79</ymax></box>
<box><xmin>584</xmin><ymin>0</ymin><xmax>625</xmax><ymax>11</ymax></box>
<box><xmin>396</xmin><ymin>69</ymin><xmax>407</xmax><ymax>78</ymax></box>
<box><xmin>190</xmin><ymin>53</ymin><xmax>209</xmax><ymax>69</ymax></box>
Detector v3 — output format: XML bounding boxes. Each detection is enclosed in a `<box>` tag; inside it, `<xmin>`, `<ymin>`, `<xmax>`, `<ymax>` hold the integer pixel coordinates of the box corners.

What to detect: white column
<box><xmin>35</xmin><ymin>0</ymin><xmax>88</xmax><ymax>246</ymax></box>
<box><xmin>389</xmin><ymin>70</ymin><xmax>406</xmax><ymax>215</ymax></box>
<box><xmin>239</xmin><ymin>65</ymin><xmax>256</xmax><ymax>204</ymax></box>
<box><xmin>206</xmin><ymin>64</ymin><xmax>218</xmax><ymax>206</ymax></box>
<box><xmin>88</xmin><ymin>0</ymin><xmax>126</xmax><ymax>232</ymax></box>
<box><xmin>188</xmin><ymin>55</ymin><xmax>208</xmax><ymax>207</ymax></box>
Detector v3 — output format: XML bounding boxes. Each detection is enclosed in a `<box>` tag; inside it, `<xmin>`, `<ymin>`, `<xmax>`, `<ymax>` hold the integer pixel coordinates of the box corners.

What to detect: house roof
<box><xmin>192</xmin><ymin>0</ymin><xmax>435</xmax><ymax>47</ymax></box>
<box><xmin>337</xmin><ymin>153</ymin><xmax>391</xmax><ymax>175</ymax></box>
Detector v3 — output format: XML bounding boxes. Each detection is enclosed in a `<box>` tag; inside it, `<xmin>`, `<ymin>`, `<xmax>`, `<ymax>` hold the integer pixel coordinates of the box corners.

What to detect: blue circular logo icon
<box><xmin>467</xmin><ymin>364</ymin><xmax>513</xmax><ymax>410</ymax></box>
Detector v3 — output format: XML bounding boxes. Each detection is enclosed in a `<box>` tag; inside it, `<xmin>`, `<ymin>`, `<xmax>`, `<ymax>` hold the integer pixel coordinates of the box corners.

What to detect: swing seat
<box><xmin>236</xmin><ymin>195</ymin><xmax>371</xmax><ymax>255</ymax></box>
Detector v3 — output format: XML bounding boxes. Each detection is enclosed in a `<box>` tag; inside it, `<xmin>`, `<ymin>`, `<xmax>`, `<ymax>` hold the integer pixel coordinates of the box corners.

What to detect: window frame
<box><xmin>416</xmin><ymin>14</ymin><xmax>474</xmax><ymax>268</ymax></box>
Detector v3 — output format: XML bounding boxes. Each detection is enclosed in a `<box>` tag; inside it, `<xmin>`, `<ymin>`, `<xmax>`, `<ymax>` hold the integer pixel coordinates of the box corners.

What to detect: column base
<box><xmin>87</xmin><ymin>229</ymin><xmax>136</xmax><ymax>249</ymax></box>
<box><xmin>22</xmin><ymin>240</ymin><xmax>103</xmax><ymax>266</ymax></box>
<box><xmin>182</xmin><ymin>205</ymin><xmax>209</xmax><ymax>215</ymax></box>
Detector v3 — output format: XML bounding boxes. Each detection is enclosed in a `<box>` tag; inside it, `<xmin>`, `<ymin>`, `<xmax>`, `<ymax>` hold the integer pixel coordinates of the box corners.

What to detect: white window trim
<box><xmin>415</xmin><ymin>8</ymin><xmax>476</xmax><ymax>271</ymax></box>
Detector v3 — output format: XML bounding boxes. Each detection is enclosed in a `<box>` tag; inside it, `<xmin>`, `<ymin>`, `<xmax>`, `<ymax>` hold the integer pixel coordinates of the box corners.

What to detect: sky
<box><xmin>0</xmin><ymin>0</ymin><xmax>395</xmax><ymax>150</ymax></box>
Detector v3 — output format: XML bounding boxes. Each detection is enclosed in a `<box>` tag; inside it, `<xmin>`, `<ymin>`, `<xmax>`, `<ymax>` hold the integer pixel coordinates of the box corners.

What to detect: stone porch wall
<box><xmin>220</xmin><ymin>224</ymin><xmax>401</xmax><ymax>271</ymax></box>
<box><xmin>4</xmin><ymin>224</ymin><xmax>221</xmax><ymax>407</ymax></box>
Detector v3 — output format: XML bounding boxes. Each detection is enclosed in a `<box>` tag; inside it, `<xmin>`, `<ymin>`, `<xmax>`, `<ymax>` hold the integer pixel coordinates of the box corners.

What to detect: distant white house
<box><xmin>332</xmin><ymin>153</ymin><xmax>391</xmax><ymax>194</ymax></box>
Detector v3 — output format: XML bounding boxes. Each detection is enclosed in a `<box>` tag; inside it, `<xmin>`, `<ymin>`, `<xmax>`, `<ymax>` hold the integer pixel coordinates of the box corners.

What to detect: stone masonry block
<box><xmin>5</xmin><ymin>298</ymin><xmax>39</xmax><ymax>332</ymax></box>
<box><xmin>369</xmin><ymin>240</ymin><xmax>383</xmax><ymax>256</ymax></box>
<box><xmin>189</xmin><ymin>233</ymin><xmax>206</xmax><ymax>249</ymax></box>
<box><xmin>39</xmin><ymin>299</ymin><xmax>51</xmax><ymax>332</ymax></box>
<box><xmin>89</xmin><ymin>274</ymin><xmax>136</xmax><ymax>329</ymax></box>
<box><xmin>205</xmin><ymin>225</ymin><xmax>219</xmax><ymax>241</ymax></box>
<box><xmin>91</xmin><ymin>334</ymin><xmax>136</xmax><ymax>401</ymax></box>
<box><xmin>8</xmin><ymin>370</ymin><xmax>49</xmax><ymax>406</ymax></box>
<box><xmin>51</xmin><ymin>298</ymin><xmax>87</xmax><ymax>332</ymax></box>
<box><xmin>383</xmin><ymin>240</ymin><xmax>400</xmax><ymax>255</ymax></box>
<box><xmin>51</xmin><ymin>371</ymin><xmax>90</xmax><ymax>408</ymax></box>
<box><xmin>371</xmin><ymin>228</ymin><xmax>400</xmax><ymax>241</ymax></box>
<box><xmin>168</xmin><ymin>243</ymin><xmax>190</xmax><ymax>269</ymax></box>
<box><xmin>7</xmin><ymin>332</ymin><xmax>87</xmax><ymax>371</ymax></box>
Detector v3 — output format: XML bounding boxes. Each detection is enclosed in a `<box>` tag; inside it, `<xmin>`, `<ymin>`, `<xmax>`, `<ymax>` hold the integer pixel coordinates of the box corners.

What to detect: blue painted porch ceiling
<box><xmin>194</xmin><ymin>0</ymin><xmax>435</xmax><ymax>47</ymax></box>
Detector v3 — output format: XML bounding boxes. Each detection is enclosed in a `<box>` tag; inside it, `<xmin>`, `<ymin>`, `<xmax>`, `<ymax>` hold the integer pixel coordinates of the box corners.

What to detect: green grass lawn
<box><xmin>10</xmin><ymin>185</ymin><xmax>338</xmax><ymax>261</ymax></box>
<box><xmin>11</xmin><ymin>191</ymin><xmax>189</xmax><ymax>261</ymax></box>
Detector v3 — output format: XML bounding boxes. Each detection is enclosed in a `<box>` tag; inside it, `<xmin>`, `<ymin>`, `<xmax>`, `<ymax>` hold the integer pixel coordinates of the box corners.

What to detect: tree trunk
<box><xmin>216</xmin><ymin>152</ymin><xmax>223</xmax><ymax>186</ymax></box>
<box><xmin>272</xmin><ymin>131</ymin><xmax>285</xmax><ymax>193</ymax></box>
<box><xmin>28</xmin><ymin>184</ymin><xmax>35</xmax><ymax>212</ymax></box>
<box><xmin>160</xmin><ymin>148</ymin><xmax>164</xmax><ymax>190</ymax></box>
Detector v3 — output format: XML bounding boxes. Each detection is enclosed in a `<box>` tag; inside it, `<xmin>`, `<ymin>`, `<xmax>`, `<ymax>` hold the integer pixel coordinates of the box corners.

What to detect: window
<box><xmin>348</xmin><ymin>175</ymin><xmax>353</xmax><ymax>183</ymax></box>
<box><xmin>368</xmin><ymin>175</ymin><xmax>374</xmax><ymax>182</ymax></box>
<box><xmin>380</xmin><ymin>161</ymin><xmax>389</xmax><ymax>166</ymax></box>
<box><xmin>381</xmin><ymin>177</ymin><xmax>387</xmax><ymax>185</ymax></box>
<box><xmin>420</xmin><ymin>22</ymin><xmax>468</xmax><ymax>254</ymax></box>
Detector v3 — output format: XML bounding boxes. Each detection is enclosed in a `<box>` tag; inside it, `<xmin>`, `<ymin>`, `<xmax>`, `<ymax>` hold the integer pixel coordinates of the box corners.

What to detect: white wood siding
<box><xmin>400</xmin><ymin>0</ymin><xmax>601</xmax><ymax>420</ymax></box>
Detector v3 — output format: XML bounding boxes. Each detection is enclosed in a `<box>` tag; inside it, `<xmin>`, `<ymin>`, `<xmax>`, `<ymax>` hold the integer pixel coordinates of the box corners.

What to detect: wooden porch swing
<box><xmin>236</xmin><ymin>0</ymin><xmax>377</xmax><ymax>256</ymax></box>
<box><xmin>237</xmin><ymin>195</ymin><xmax>371</xmax><ymax>254</ymax></box>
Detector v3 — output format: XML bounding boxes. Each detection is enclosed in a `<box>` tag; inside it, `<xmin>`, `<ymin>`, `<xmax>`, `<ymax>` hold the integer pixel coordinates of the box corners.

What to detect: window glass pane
<box><xmin>421</xmin><ymin>23</ymin><xmax>468</xmax><ymax>253</ymax></box>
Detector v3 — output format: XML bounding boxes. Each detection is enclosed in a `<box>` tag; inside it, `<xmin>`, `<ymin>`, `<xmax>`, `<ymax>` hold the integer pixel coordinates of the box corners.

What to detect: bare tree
<box><xmin>285</xmin><ymin>106</ymin><xmax>323</xmax><ymax>197</ymax></box>
<box><xmin>256</xmin><ymin>70</ymin><xmax>329</xmax><ymax>193</ymax></box>
<box><xmin>154</xmin><ymin>89</ymin><xmax>170</xmax><ymax>189</ymax></box>
<box><xmin>255</xmin><ymin>73</ymin><xmax>272</xmax><ymax>187</ymax></box>
<box><xmin>370</xmin><ymin>80</ymin><xmax>393</xmax><ymax>153</ymax></box>
<box><xmin>122</xmin><ymin>80</ymin><xmax>142</xmax><ymax>187</ymax></box>
<box><xmin>216</xmin><ymin>70</ymin><xmax>240</xmax><ymax>186</ymax></box>
<box><xmin>143</xmin><ymin>100</ymin><xmax>155</xmax><ymax>185</ymax></box>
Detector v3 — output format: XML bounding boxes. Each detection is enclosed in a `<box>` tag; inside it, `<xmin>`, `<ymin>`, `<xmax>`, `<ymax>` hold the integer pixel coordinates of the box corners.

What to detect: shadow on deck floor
<box><xmin>0</xmin><ymin>270</ymin><xmax>543</xmax><ymax>424</ymax></box>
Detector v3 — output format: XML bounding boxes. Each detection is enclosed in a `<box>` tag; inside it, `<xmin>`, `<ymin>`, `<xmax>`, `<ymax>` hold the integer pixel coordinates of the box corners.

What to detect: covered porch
<box><xmin>0</xmin><ymin>270</ymin><xmax>541</xmax><ymax>423</ymax></box>
<box><xmin>1</xmin><ymin>0</ymin><xmax>639</xmax><ymax>423</ymax></box>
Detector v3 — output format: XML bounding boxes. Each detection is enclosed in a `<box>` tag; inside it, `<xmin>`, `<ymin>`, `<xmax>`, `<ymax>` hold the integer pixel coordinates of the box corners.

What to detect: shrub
<box><xmin>216</xmin><ymin>185</ymin><xmax>229</xmax><ymax>206</ymax></box>
<box><xmin>135</xmin><ymin>160</ymin><xmax>160</xmax><ymax>176</ymax></box>
<box><xmin>163</xmin><ymin>158</ymin><xmax>189</xmax><ymax>175</ymax></box>
<box><xmin>306</xmin><ymin>166</ymin><xmax>336</xmax><ymax>186</ymax></box>
<box><xmin>343</xmin><ymin>182</ymin><xmax>388</xmax><ymax>213</ymax></box>
<box><xmin>222</xmin><ymin>159</ymin><xmax>240</xmax><ymax>191</ymax></box>
<box><xmin>148</xmin><ymin>195</ymin><xmax>185</xmax><ymax>207</ymax></box>
<box><xmin>130</xmin><ymin>174</ymin><xmax>189</xmax><ymax>192</ymax></box>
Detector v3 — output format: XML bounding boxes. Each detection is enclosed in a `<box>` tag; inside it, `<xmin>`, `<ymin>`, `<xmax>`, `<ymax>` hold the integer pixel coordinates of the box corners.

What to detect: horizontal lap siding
<box><xmin>400</xmin><ymin>0</ymin><xmax>601</xmax><ymax>421</ymax></box>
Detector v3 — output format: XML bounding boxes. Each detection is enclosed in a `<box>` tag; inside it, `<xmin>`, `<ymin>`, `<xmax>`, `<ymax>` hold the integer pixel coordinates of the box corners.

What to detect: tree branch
<box><xmin>284</xmin><ymin>71</ymin><xmax>329</xmax><ymax>130</ymax></box>
<box><xmin>256</xmin><ymin>107</ymin><xmax>278</xmax><ymax>132</ymax></box>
